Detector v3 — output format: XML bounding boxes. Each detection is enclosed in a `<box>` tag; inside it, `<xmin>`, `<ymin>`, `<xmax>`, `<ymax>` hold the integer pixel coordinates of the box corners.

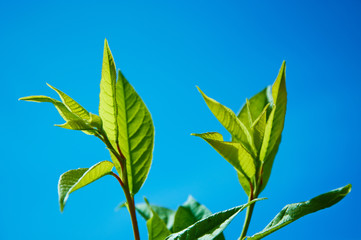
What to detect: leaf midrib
<box><xmin>119</xmin><ymin>76</ymin><xmax>134</xmax><ymax>192</ymax></box>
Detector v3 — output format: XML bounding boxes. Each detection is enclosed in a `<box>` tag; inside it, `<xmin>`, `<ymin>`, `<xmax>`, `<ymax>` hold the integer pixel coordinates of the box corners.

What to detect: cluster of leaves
<box><xmin>129</xmin><ymin>186</ymin><xmax>350</xmax><ymax>240</ymax></box>
<box><xmin>20</xmin><ymin>40</ymin><xmax>154</xmax><ymax>239</ymax></box>
<box><xmin>20</xmin><ymin>40</ymin><xmax>351</xmax><ymax>240</ymax></box>
<box><xmin>131</xmin><ymin>196</ymin><xmax>262</xmax><ymax>240</ymax></box>
<box><xmin>129</xmin><ymin>62</ymin><xmax>351</xmax><ymax>239</ymax></box>
<box><xmin>193</xmin><ymin>61</ymin><xmax>286</xmax><ymax>199</ymax></box>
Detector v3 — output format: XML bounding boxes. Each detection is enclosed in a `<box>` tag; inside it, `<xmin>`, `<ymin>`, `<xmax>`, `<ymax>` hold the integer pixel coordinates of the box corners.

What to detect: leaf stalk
<box><xmin>96</xmin><ymin>130</ymin><xmax>125</xmax><ymax>170</ymax></box>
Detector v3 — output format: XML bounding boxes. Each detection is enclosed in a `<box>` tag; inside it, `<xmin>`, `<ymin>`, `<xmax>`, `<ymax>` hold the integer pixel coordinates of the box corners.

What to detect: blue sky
<box><xmin>2</xmin><ymin>0</ymin><xmax>360</xmax><ymax>239</ymax></box>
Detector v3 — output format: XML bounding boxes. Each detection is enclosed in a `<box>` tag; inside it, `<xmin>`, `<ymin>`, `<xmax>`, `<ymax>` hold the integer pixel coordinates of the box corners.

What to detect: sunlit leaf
<box><xmin>247</xmin><ymin>185</ymin><xmax>351</xmax><ymax>240</ymax></box>
<box><xmin>98</xmin><ymin>40</ymin><xmax>154</xmax><ymax>195</ymax></box>
<box><xmin>237</xmin><ymin>87</ymin><xmax>272</xmax><ymax>129</ymax></box>
<box><xmin>258</xmin><ymin>136</ymin><xmax>281</xmax><ymax>193</ymax></box>
<box><xmin>251</xmin><ymin>103</ymin><xmax>270</xmax><ymax>152</ymax></box>
<box><xmin>55</xmin><ymin>119</ymin><xmax>95</xmax><ymax>132</ymax></box>
<box><xmin>192</xmin><ymin>132</ymin><xmax>255</xmax><ymax>196</ymax></box>
<box><xmin>237</xmin><ymin>171</ymin><xmax>252</xmax><ymax>197</ymax></box>
<box><xmin>47</xmin><ymin>83</ymin><xmax>91</xmax><ymax>121</ymax></box>
<box><xmin>257</xmin><ymin>62</ymin><xmax>287</xmax><ymax>193</ymax></box>
<box><xmin>20</xmin><ymin>88</ymin><xmax>97</xmax><ymax>135</ymax></box>
<box><xmin>259</xmin><ymin>61</ymin><xmax>287</xmax><ymax>163</ymax></box>
<box><xmin>19</xmin><ymin>96</ymin><xmax>80</xmax><ymax>122</ymax></box>
<box><xmin>115</xmin><ymin>69</ymin><xmax>154</xmax><ymax>195</ymax></box>
<box><xmin>89</xmin><ymin>113</ymin><xmax>103</xmax><ymax>129</ymax></box>
<box><xmin>58</xmin><ymin>161</ymin><xmax>114</xmax><ymax>212</ymax></box>
<box><xmin>197</xmin><ymin>86</ymin><xmax>256</xmax><ymax>156</ymax></box>
<box><xmin>99</xmin><ymin>39</ymin><xmax>118</xmax><ymax>143</ymax></box>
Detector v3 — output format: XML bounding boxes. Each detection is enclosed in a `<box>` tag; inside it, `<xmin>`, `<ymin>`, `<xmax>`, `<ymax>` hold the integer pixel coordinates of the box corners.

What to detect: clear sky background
<box><xmin>1</xmin><ymin>1</ymin><xmax>360</xmax><ymax>239</ymax></box>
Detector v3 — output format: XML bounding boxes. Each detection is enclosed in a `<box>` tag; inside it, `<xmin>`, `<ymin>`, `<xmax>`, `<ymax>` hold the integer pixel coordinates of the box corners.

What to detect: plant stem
<box><xmin>96</xmin><ymin>131</ymin><xmax>125</xmax><ymax>169</ymax></box>
<box><xmin>126</xmin><ymin>193</ymin><xmax>140</xmax><ymax>240</ymax></box>
<box><xmin>98</xmin><ymin>130</ymin><xmax>140</xmax><ymax>240</ymax></box>
<box><xmin>111</xmin><ymin>172</ymin><xmax>140</xmax><ymax>240</ymax></box>
<box><xmin>239</xmin><ymin>190</ymin><xmax>258</xmax><ymax>240</ymax></box>
<box><xmin>239</xmin><ymin>199</ymin><xmax>256</xmax><ymax>240</ymax></box>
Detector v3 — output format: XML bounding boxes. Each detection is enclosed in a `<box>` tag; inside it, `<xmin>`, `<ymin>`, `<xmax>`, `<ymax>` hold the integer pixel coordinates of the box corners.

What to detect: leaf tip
<box><xmin>278</xmin><ymin>61</ymin><xmax>286</xmax><ymax>77</ymax></box>
<box><xmin>59</xmin><ymin>202</ymin><xmax>65</xmax><ymax>213</ymax></box>
<box><xmin>343</xmin><ymin>184</ymin><xmax>352</xmax><ymax>195</ymax></box>
<box><xmin>196</xmin><ymin>86</ymin><xmax>205</xmax><ymax>95</ymax></box>
<box><xmin>104</xmin><ymin>38</ymin><xmax>111</xmax><ymax>51</ymax></box>
<box><xmin>115</xmin><ymin>202</ymin><xmax>127</xmax><ymax>211</ymax></box>
<box><xmin>196</xmin><ymin>86</ymin><xmax>208</xmax><ymax>99</ymax></box>
<box><xmin>46</xmin><ymin>82</ymin><xmax>55</xmax><ymax>90</ymax></box>
<box><xmin>186</xmin><ymin>195</ymin><xmax>196</xmax><ymax>203</ymax></box>
<box><xmin>191</xmin><ymin>133</ymin><xmax>200</xmax><ymax>138</ymax></box>
<box><xmin>18</xmin><ymin>96</ymin><xmax>37</xmax><ymax>102</ymax></box>
<box><xmin>143</xmin><ymin>197</ymin><xmax>150</xmax><ymax>206</ymax></box>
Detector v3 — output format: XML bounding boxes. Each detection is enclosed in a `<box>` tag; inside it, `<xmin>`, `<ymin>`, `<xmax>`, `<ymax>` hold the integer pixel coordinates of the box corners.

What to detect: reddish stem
<box><xmin>110</xmin><ymin>172</ymin><xmax>140</xmax><ymax>240</ymax></box>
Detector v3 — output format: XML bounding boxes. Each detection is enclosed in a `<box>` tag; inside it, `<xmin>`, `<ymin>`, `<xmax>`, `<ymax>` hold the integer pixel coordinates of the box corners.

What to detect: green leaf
<box><xmin>237</xmin><ymin>87</ymin><xmax>272</xmax><ymax>129</ymax></box>
<box><xmin>181</xmin><ymin>196</ymin><xmax>214</xmax><ymax>222</ymax></box>
<box><xmin>258</xmin><ymin>136</ymin><xmax>281</xmax><ymax>193</ymax></box>
<box><xmin>145</xmin><ymin>198</ymin><xmax>172</xmax><ymax>240</ymax></box>
<box><xmin>192</xmin><ymin>132</ymin><xmax>255</xmax><ymax>178</ymax></box>
<box><xmin>237</xmin><ymin>171</ymin><xmax>252</xmax><ymax>197</ymax></box>
<box><xmin>20</xmin><ymin>88</ymin><xmax>98</xmax><ymax>135</ymax></box>
<box><xmin>58</xmin><ymin>161</ymin><xmax>114</xmax><ymax>212</ymax></box>
<box><xmin>166</xmin><ymin>199</ymin><xmax>264</xmax><ymax>240</ymax></box>
<box><xmin>99</xmin><ymin>39</ymin><xmax>118</xmax><ymax>143</ymax></box>
<box><xmin>47</xmin><ymin>83</ymin><xmax>91</xmax><ymax>121</ymax></box>
<box><xmin>116</xmin><ymin>201</ymin><xmax>128</xmax><ymax>210</ymax></box>
<box><xmin>136</xmin><ymin>203</ymin><xmax>176</xmax><ymax>231</ymax></box>
<box><xmin>115</xmin><ymin>69</ymin><xmax>154</xmax><ymax>195</ymax></box>
<box><xmin>147</xmin><ymin>212</ymin><xmax>172</xmax><ymax>240</ymax></box>
<box><xmin>19</xmin><ymin>96</ymin><xmax>81</xmax><ymax>122</ymax></box>
<box><xmin>247</xmin><ymin>184</ymin><xmax>351</xmax><ymax>240</ymax></box>
<box><xmin>251</xmin><ymin>103</ymin><xmax>270</xmax><ymax>152</ymax></box>
<box><xmin>173</xmin><ymin>196</ymin><xmax>225</xmax><ymax>239</ymax></box>
<box><xmin>259</xmin><ymin>61</ymin><xmax>287</xmax><ymax>163</ymax></box>
<box><xmin>197</xmin><ymin>86</ymin><xmax>256</xmax><ymax>156</ymax></box>
<box><xmin>245</xmin><ymin>99</ymin><xmax>254</xmax><ymax>126</ymax></box>
<box><xmin>192</xmin><ymin>132</ymin><xmax>255</xmax><ymax>196</ymax></box>
<box><xmin>173</xmin><ymin>206</ymin><xmax>196</xmax><ymax>232</ymax></box>
<box><xmin>55</xmin><ymin>119</ymin><xmax>97</xmax><ymax>134</ymax></box>
<box><xmin>98</xmin><ymin>40</ymin><xmax>154</xmax><ymax>195</ymax></box>
<box><xmin>257</xmin><ymin>61</ymin><xmax>287</xmax><ymax>193</ymax></box>
<box><xmin>89</xmin><ymin>113</ymin><xmax>103</xmax><ymax>129</ymax></box>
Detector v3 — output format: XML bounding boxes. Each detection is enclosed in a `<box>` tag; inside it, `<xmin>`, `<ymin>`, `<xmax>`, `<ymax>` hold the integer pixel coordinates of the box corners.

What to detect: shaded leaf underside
<box><xmin>248</xmin><ymin>184</ymin><xmax>351</xmax><ymax>240</ymax></box>
<box><xmin>166</xmin><ymin>199</ymin><xmax>264</xmax><ymax>240</ymax></box>
<box><xmin>136</xmin><ymin>203</ymin><xmax>176</xmax><ymax>231</ymax></box>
